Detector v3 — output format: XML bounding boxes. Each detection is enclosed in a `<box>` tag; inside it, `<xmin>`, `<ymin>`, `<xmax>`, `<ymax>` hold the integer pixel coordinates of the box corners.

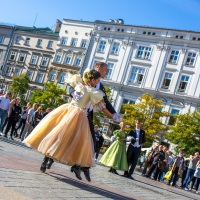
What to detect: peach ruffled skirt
<box><xmin>23</xmin><ymin>104</ymin><xmax>94</xmax><ymax>167</ymax></box>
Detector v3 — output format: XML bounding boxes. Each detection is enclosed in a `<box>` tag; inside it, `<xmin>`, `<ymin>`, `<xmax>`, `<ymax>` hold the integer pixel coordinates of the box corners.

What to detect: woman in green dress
<box><xmin>100</xmin><ymin>122</ymin><xmax>128</xmax><ymax>174</ymax></box>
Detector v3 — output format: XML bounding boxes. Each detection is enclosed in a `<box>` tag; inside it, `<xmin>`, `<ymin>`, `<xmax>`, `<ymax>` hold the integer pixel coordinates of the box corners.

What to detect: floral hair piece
<box><xmin>83</xmin><ymin>68</ymin><xmax>94</xmax><ymax>83</ymax></box>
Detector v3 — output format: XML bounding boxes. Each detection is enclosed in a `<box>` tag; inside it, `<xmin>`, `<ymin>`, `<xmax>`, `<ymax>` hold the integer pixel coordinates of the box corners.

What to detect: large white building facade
<box><xmin>78</xmin><ymin>19</ymin><xmax>200</xmax><ymax>125</ymax></box>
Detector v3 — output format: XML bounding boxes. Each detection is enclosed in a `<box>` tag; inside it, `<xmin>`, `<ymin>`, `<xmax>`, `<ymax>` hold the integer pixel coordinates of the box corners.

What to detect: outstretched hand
<box><xmin>112</xmin><ymin>113</ymin><xmax>122</xmax><ymax>122</ymax></box>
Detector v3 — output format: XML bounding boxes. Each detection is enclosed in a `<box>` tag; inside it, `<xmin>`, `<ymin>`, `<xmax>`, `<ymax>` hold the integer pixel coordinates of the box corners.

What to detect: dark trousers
<box><xmin>15</xmin><ymin>118</ymin><xmax>26</xmax><ymax>137</ymax></box>
<box><xmin>154</xmin><ymin>166</ymin><xmax>162</xmax><ymax>180</ymax></box>
<box><xmin>126</xmin><ymin>145</ymin><xmax>141</xmax><ymax>176</ymax></box>
<box><xmin>146</xmin><ymin>163</ymin><xmax>157</xmax><ymax>177</ymax></box>
<box><xmin>142</xmin><ymin>161</ymin><xmax>152</xmax><ymax>175</ymax></box>
<box><xmin>95</xmin><ymin>147</ymin><xmax>101</xmax><ymax>159</ymax></box>
<box><xmin>168</xmin><ymin>167</ymin><xmax>179</xmax><ymax>186</ymax></box>
<box><xmin>4</xmin><ymin>117</ymin><xmax>18</xmax><ymax>137</ymax></box>
<box><xmin>191</xmin><ymin>177</ymin><xmax>200</xmax><ymax>191</ymax></box>
<box><xmin>87</xmin><ymin>113</ymin><xmax>96</xmax><ymax>150</ymax></box>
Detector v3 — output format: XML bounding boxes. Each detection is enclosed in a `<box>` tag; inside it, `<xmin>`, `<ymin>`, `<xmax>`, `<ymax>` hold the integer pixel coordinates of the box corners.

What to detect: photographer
<box><xmin>145</xmin><ymin>145</ymin><xmax>165</xmax><ymax>178</ymax></box>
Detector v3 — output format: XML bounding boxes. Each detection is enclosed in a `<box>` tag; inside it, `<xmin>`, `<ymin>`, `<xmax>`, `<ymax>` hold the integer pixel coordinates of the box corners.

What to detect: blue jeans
<box><xmin>0</xmin><ymin>109</ymin><xmax>7</xmax><ymax>131</ymax></box>
<box><xmin>183</xmin><ymin>168</ymin><xmax>195</xmax><ymax>188</ymax></box>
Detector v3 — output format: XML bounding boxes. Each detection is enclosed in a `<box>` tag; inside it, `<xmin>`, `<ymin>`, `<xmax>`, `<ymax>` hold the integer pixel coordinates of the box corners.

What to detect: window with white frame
<box><xmin>15</xmin><ymin>36</ymin><xmax>21</xmax><ymax>43</ymax></box>
<box><xmin>30</xmin><ymin>55</ymin><xmax>38</xmax><ymax>65</ymax></box>
<box><xmin>41</xmin><ymin>57</ymin><xmax>49</xmax><ymax>67</ymax></box>
<box><xmin>97</xmin><ymin>40</ymin><xmax>107</xmax><ymax>53</ymax></box>
<box><xmin>136</xmin><ymin>46</ymin><xmax>152</xmax><ymax>60</ymax></box>
<box><xmin>81</xmin><ymin>40</ymin><xmax>87</xmax><ymax>48</ymax></box>
<box><xmin>185</xmin><ymin>52</ymin><xmax>196</xmax><ymax>66</ymax></box>
<box><xmin>36</xmin><ymin>73</ymin><xmax>44</xmax><ymax>83</ymax></box>
<box><xmin>61</xmin><ymin>37</ymin><xmax>67</xmax><ymax>45</ymax></box>
<box><xmin>5</xmin><ymin>67</ymin><xmax>11</xmax><ymax>76</ymax></box>
<box><xmin>47</xmin><ymin>41</ymin><xmax>53</xmax><ymax>48</ymax></box>
<box><xmin>59</xmin><ymin>72</ymin><xmax>66</xmax><ymax>83</ymax></box>
<box><xmin>111</xmin><ymin>42</ymin><xmax>120</xmax><ymax>55</ymax></box>
<box><xmin>178</xmin><ymin>75</ymin><xmax>189</xmax><ymax>92</ymax></box>
<box><xmin>161</xmin><ymin>73</ymin><xmax>173</xmax><ymax>89</ymax></box>
<box><xmin>168</xmin><ymin>109</ymin><xmax>180</xmax><ymax>125</ymax></box>
<box><xmin>49</xmin><ymin>71</ymin><xmax>56</xmax><ymax>82</ymax></box>
<box><xmin>36</xmin><ymin>39</ymin><xmax>42</xmax><ymax>47</ymax></box>
<box><xmin>27</xmin><ymin>71</ymin><xmax>33</xmax><ymax>80</ymax></box>
<box><xmin>169</xmin><ymin>50</ymin><xmax>179</xmax><ymax>64</ymax></box>
<box><xmin>55</xmin><ymin>52</ymin><xmax>62</xmax><ymax>62</ymax></box>
<box><xmin>0</xmin><ymin>36</ymin><xmax>5</xmax><ymax>44</ymax></box>
<box><xmin>14</xmin><ymin>69</ymin><xmax>21</xmax><ymax>76</ymax></box>
<box><xmin>9</xmin><ymin>51</ymin><xmax>16</xmax><ymax>60</ymax></box>
<box><xmin>24</xmin><ymin>38</ymin><xmax>30</xmax><ymax>45</ymax></box>
<box><xmin>65</xmin><ymin>56</ymin><xmax>71</xmax><ymax>64</ymax></box>
<box><xmin>75</xmin><ymin>58</ymin><xmax>81</xmax><ymax>66</ymax></box>
<box><xmin>71</xmin><ymin>38</ymin><xmax>77</xmax><ymax>46</ymax></box>
<box><xmin>18</xmin><ymin>52</ymin><xmax>26</xmax><ymax>62</ymax></box>
<box><xmin>106</xmin><ymin>63</ymin><xmax>114</xmax><ymax>79</ymax></box>
<box><xmin>129</xmin><ymin>67</ymin><xmax>145</xmax><ymax>84</ymax></box>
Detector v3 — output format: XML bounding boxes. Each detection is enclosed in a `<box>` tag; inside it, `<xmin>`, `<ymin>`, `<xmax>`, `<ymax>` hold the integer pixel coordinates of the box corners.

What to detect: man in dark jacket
<box><xmin>124</xmin><ymin>119</ymin><xmax>146</xmax><ymax>179</ymax></box>
<box><xmin>95</xmin><ymin>131</ymin><xmax>104</xmax><ymax>161</ymax></box>
<box><xmin>145</xmin><ymin>145</ymin><xmax>165</xmax><ymax>179</ymax></box>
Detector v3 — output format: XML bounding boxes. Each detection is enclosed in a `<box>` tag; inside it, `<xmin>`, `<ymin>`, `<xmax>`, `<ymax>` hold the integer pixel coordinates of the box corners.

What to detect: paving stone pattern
<box><xmin>0</xmin><ymin>138</ymin><xmax>199</xmax><ymax>200</ymax></box>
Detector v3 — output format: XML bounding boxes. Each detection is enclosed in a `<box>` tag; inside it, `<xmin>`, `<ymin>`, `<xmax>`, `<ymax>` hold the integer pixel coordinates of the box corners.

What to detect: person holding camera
<box><xmin>145</xmin><ymin>145</ymin><xmax>165</xmax><ymax>179</ymax></box>
<box><xmin>3</xmin><ymin>97</ymin><xmax>21</xmax><ymax>140</ymax></box>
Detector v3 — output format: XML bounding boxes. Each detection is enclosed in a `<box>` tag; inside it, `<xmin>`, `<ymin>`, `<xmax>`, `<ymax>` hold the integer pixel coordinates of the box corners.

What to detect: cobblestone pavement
<box><xmin>0</xmin><ymin>137</ymin><xmax>199</xmax><ymax>200</ymax></box>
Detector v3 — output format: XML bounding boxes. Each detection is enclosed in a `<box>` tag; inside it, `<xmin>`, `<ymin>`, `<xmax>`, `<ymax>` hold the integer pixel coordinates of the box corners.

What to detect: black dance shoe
<box><xmin>40</xmin><ymin>163</ymin><xmax>46</xmax><ymax>173</ymax></box>
<box><xmin>46</xmin><ymin>159</ymin><xmax>54</xmax><ymax>169</ymax></box>
<box><xmin>112</xmin><ymin>169</ymin><xmax>119</xmax><ymax>175</ymax></box>
<box><xmin>108</xmin><ymin>168</ymin><xmax>113</xmax><ymax>173</ymax></box>
<box><xmin>71</xmin><ymin>165</ymin><xmax>82</xmax><ymax>180</ymax></box>
<box><xmin>81</xmin><ymin>167</ymin><xmax>91</xmax><ymax>182</ymax></box>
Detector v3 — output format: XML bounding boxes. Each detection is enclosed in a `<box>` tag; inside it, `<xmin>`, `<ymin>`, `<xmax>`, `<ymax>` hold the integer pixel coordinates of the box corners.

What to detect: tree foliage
<box><xmin>9</xmin><ymin>73</ymin><xmax>30</xmax><ymax>104</ymax></box>
<box><xmin>122</xmin><ymin>93</ymin><xmax>169</xmax><ymax>147</ymax></box>
<box><xmin>29</xmin><ymin>82</ymin><xmax>66</xmax><ymax>109</ymax></box>
<box><xmin>166</xmin><ymin>109</ymin><xmax>200</xmax><ymax>155</ymax></box>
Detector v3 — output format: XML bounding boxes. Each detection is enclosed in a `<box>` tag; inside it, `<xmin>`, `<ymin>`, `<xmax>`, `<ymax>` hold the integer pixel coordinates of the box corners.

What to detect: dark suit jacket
<box><xmin>99</xmin><ymin>82</ymin><xmax>116</xmax><ymax>114</ymax></box>
<box><xmin>128</xmin><ymin>129</ymin><xmax>146</xmax><ymax>146</ymax></box>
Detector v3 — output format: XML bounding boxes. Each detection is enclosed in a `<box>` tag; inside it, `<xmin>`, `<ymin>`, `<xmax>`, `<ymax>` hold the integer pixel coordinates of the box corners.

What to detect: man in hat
<box><xmin>0</xmin><ymin>90</ymin><xmax>11</xmax><ymax>136</ymax></box>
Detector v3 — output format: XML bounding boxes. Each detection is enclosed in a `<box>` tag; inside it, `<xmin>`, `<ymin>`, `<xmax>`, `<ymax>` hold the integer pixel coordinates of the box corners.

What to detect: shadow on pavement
<box><xmin>134</xmin><ymin>178</ymin><xmax>198</xmax><ymax>200</ymax></box>
<box><xmin>48</xmin><ymin>172</ymin><xmax>135</xmax><ymax>200</ymax></box>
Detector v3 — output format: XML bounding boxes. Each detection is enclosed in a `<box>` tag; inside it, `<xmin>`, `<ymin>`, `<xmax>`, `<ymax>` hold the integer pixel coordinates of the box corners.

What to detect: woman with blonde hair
<box><xmin>23</xmin><ymin>69</ymin><xmax>113</xmax><ymax>182</ymax></box>
<box><xmin>100</xmin><ymin>121</ymin><xmax>128</xmax><ymax>174</ymax></box>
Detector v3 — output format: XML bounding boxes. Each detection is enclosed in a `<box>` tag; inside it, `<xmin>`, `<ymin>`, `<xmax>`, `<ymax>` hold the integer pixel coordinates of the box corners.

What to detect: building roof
<box><xmin>16</xmin><ymin>26</ymin><xmax>59</xmax><ymax>36</ymax></box>
<box><xmin>95</xmin><ymin>19</ymin><xmax>200</xmax><ymax>34</ymax></box>
<box><xmin>0</xmin><ymin>22</ymin><xmax>15</xmax><ymax>28</ymax></box>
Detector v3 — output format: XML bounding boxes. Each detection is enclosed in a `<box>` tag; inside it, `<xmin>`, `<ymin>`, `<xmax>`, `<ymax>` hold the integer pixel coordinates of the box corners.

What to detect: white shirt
<box><xmin>0</xmin><ymin>95</ymin><xmax>10</xmax><ymax>113</ymax></box>
<box><xmin>95</xmin><ymin>79</ymin><xmax>102</xmax><ymax>90</ymax></box>
<box><xmin>133</xmin><ymin>129</ymin><xmax>141</xmax><ymax>147</ymax></box>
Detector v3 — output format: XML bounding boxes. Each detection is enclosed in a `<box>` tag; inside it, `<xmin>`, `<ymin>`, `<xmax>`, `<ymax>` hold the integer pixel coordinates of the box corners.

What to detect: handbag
<box><xmin>164</xmin><ymin>170</ymin><xmax>173</xmax><ymax>180</ymax></box>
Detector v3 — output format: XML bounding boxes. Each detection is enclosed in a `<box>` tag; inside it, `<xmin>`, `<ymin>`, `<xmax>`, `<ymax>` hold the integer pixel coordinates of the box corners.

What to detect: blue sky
<box><xmin>1</xmin><ymin>0</ymin><xmax>200</xmax><ymax>31</ymax></box>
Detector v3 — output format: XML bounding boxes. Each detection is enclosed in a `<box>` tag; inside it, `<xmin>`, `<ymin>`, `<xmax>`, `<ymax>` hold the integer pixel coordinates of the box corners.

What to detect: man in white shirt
<box><xmin>124</xmin><ymin>119</ymin><xmax>146</xmax><ymax>179</ymax></box>
<box><xmin>0</xmin><ymin>90</ymin><xmax>11</xmax><ymax>135</ymax></box>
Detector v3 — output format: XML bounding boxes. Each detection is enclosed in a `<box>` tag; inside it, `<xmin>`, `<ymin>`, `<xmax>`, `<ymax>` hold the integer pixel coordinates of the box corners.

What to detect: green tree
<box><xmin>9</xmin><ymin>73</ymin><xmax>30</xmax><ymax>104</ymax></box>
<box><xmin>122</xmin><ymin>93</ymin><xmax>169</xmax><ymax>147</ymax></box>
<box><xmin>29</xmin><ymin>82</ymin><xmax>66</xmax><ymax>109</ymax></box>
<box><xmin>166</xmin><ymin>109</ymin><xmax>200</xmax><ymax>155</ymax></box>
